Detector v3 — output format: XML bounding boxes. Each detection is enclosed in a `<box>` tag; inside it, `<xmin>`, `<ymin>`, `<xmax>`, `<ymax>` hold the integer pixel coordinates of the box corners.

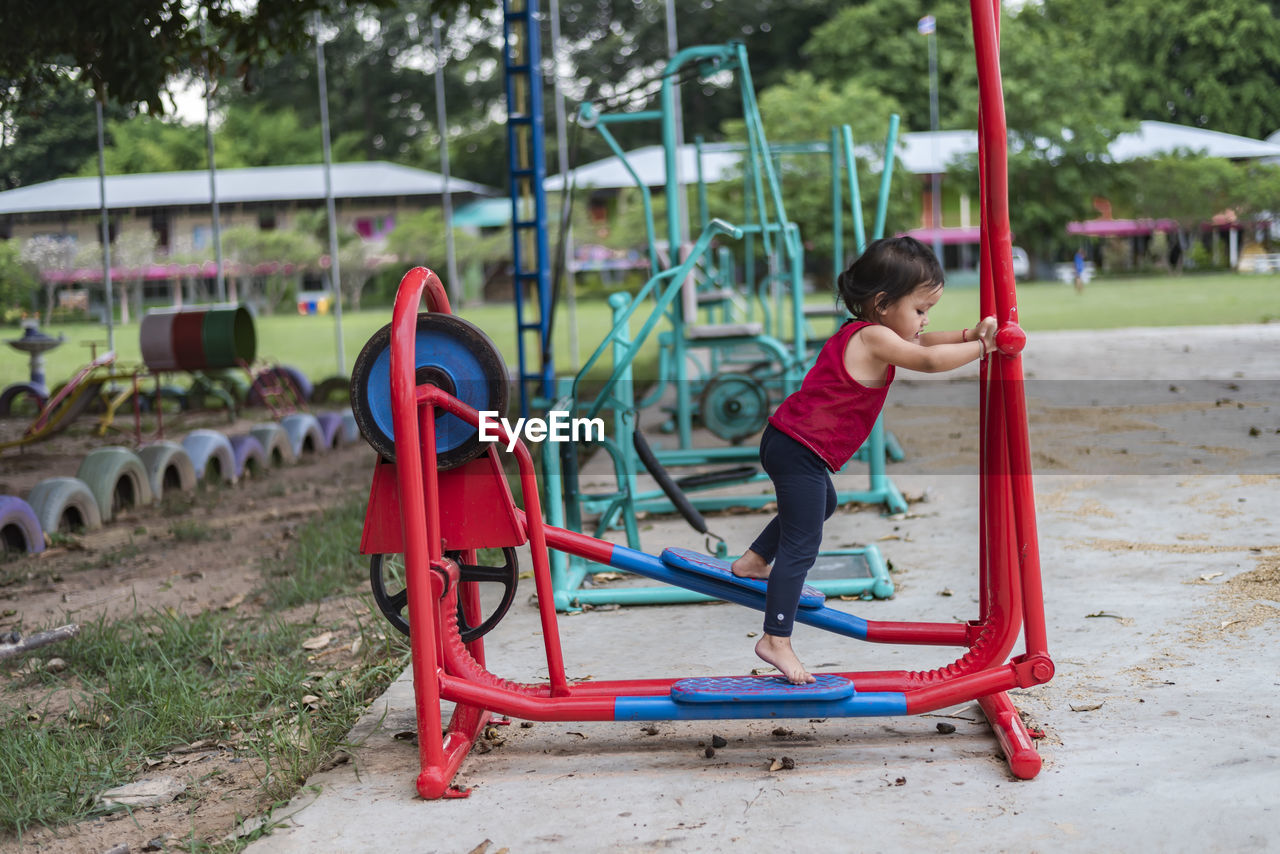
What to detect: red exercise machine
<box><xmin>349</xmin><ymin>0</ymin><xmax>1050</xmax><ymax>799</ymax></box>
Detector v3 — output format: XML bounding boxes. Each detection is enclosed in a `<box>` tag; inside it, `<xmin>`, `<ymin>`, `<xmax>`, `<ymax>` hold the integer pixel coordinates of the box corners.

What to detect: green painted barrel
<box><xmin>201</xmin><ymin>306</ymin><xmax>255</xmax><ymax>368</ymax></box>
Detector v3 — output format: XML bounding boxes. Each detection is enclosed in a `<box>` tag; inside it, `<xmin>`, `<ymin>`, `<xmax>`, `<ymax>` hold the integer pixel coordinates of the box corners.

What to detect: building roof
<box><xmin>452</xmin><ymin>197</ymin><xmax>512</xmax><ymax>229</ymax></box>
<box><xmin>0</xmin><ymin>162</ymin><xmax>496</xmax><ymax>216</ymax></box>
<box><xmin>1110</xmin><ymin>121</ymin><xmax>1280</xmax><ymax>161</ymax></box>
<box><xmin>543</xmin><ymin>121</ymin><xmax>1280</xmax><ymax>191</ymax></box>
<box><xmin>544</xmin><ymin>143</ymin><xmax>746</xmax><ymax>191</ymax></box>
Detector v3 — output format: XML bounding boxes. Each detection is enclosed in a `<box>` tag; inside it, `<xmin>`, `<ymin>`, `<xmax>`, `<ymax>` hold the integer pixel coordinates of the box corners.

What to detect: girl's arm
<box><xmin>857</xmin><ymin>317</ymin><xmax>997</xmax><ymax>374</ymax></box>
<box><xmin>919</xmin><ymin>318</ymin><xmax>996</xmax><ymax>348</ymax></box>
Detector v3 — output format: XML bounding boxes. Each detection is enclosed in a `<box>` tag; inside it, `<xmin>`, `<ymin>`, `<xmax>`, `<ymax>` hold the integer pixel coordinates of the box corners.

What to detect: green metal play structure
<box><xmin>535</xmin><ymin>41</ymin><xmax>909</xmax><ymax>609</ymax></box>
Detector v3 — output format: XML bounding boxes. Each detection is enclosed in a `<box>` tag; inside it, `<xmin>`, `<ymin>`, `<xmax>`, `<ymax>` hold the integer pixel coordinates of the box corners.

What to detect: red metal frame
<box><xmin>365</xmin><ymin>0</ymin><xmax>1052</xmax><ymax>799</ymax></box>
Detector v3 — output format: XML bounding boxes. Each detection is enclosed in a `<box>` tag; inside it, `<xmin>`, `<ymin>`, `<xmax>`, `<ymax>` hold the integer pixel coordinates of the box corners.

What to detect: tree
<box><xmin>110</xmin><ymin>230</ymin><xmax>160</xmax><ymax>323</ymax></box>
<box><xmin>0</xmin><ymin>240</ymin><xmax>41</xmax><ymax>317</ymax></box>
<box><xmin>1118</xmin><ymin>153</ymin><xmax>1252</xmax><ymax>268</ymax></box>
<box><xmin>0</xmin><ymin>72</ymin><xmax>129</xmax><ymax>190</ymax></box>
<box><xmin>19</xmin><ymin>236</ymin><xmax>77</xmax><ymax>324</ymax></box>
<box><xmin>222</xmin><ymin>226</ymin><xmax>321</xmax><ymax>313</ymax></box>
<box><xmin>74</xmin><ymin>115</ymin><xmax>208</xmax><ymax>176</ymax></box>
<box><xmin>803</xmin><ymin>0</ymin><xmax>979</xmax><ymax>134</ymax></box>
<box><xmin>716</xmin><ymin>72</ymin><xmax>915</xmax><ymax>277</ymax></box>
<box><xmin>1047</xmin><ymin>0</ymin><xmax>1280</xmax><ymax>140</ymax></box>
<box><xmin>0</xmin><ymin>0</ymin><xmax>411</xmax><ymax>113</ymax></box>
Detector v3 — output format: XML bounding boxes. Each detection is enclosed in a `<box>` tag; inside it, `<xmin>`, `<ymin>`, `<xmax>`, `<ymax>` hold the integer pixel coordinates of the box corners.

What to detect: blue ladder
<box><xmin>502</xmin><ymin>0</ymin><xmax>554</xmax><ymax>417</ymax></box>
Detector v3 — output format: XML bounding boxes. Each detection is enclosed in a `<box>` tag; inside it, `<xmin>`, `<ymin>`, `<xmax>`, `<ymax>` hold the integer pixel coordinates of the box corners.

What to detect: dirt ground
<box><xmin>1</xmin><ymin>323</ymin><xmax>1277</xmax><ymax>852</ymax></box>
<box><xmin>0</xmin><ymin>411</ymin><xmax>380</xmax><ymax>854</ymax></box>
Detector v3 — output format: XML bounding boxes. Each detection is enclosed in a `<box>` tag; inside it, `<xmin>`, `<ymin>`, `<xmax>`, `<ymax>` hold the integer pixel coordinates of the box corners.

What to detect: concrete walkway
<box><xmin>244</xmin><ymin>325</ymin><xmax>1279</xmax><ymax>854</ymax></box>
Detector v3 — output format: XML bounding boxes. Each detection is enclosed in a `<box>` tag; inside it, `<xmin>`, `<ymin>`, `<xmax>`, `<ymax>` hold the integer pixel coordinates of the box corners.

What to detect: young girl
<box><xmin>732</xmin><ymin>236</ymin><xmax>997</xmax><ymax>684</ymax></box>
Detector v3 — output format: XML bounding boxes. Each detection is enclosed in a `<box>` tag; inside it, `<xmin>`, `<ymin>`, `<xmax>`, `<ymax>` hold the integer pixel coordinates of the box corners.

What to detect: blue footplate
<box><xmin>659</xmin><ymin>547</ymin><xmax>825</xmax><ymax>609</ymax></box>
<box><xmin>671</xmin><ymin>674</ymin><xmax>855</xmax><ymax>704</ymax></box>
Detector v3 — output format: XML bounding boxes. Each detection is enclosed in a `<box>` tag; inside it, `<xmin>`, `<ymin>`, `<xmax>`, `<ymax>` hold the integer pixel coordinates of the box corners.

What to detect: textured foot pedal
<box><xmin>670</xmin><ymin>674</ymin><xmax>854</xmax><ymax>704</ymax></box>
<box><xmin>659</xmin><ymin>548</ymin><xmax>825</xmax><ymax>609</ymax></box>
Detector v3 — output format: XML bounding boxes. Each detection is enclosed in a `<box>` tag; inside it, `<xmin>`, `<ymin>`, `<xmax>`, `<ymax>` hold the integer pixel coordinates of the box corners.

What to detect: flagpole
<box><xmin>920</xmin><ymin>14</ymin><xmax>943</xmax><ymax>267</ymax></box>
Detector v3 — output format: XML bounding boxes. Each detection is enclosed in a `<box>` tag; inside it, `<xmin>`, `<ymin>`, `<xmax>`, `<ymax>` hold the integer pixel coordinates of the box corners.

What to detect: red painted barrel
<box><xmin>171</xmin><ymin>310</ymin><xmax>208</xmax><ymax>369</ymax></box>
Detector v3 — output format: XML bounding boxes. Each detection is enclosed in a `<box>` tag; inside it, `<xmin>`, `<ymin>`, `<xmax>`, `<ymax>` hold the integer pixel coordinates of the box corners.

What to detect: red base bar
<box><xmin>978</xmin><ymin>691</ymin><xmax>1042</xmax><ymax>780</ymax></box>
<box><xmin>416</xmin><ymin>702</ymin><xmax>491</xmax><ymax>799</ymax></box>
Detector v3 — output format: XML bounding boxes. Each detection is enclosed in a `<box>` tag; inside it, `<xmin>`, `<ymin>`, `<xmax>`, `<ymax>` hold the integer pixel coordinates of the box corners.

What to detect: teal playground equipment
<box><xmin>534</xmin><ymin>44</ymin><xmax>910</xmax><ymax>609</ymax></box>
<box><xmin>573</xmin><ymin>45</ymin><xmax>906</xmax><ymax>496</ymax></box>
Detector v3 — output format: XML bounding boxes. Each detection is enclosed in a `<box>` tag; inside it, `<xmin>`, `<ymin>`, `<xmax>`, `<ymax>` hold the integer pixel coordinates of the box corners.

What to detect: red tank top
<box><xmin>768</xmin><ymin>321</ymin><xmax>894</xmax><ymax>472</ymax></box>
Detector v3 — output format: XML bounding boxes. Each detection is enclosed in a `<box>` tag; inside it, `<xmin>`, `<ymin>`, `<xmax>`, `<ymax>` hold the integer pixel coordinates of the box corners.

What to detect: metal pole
<box><xmin>315</xmin><ymin>13</ymin><xmax>347</xmax><ymax>375</ymax></box>
<box><xmin>664</xmin><ymin>0</ymin><xmax>688</xmax><ymax>248</ymax></box>
<box><xmin>202</xmin><ymin>15</ymin><xmax>225</xmax><ymax>303</ymax></box>
<box><xmin>548</xmin><ymin>0</ymin><xmax>578</xmax><ymax>370</ymax></box>
<box><xmin>95</xmin><ymin>98</ymin><xmax>115</xmax><ymax>354</ymax></box>
<box><xmin>431</xmin><ymin>18</ymin><xmax>461</xmax><ymax>308</ymax></box>
<box><xmin>204</xmin><ymin>58</ymin><xmax>226</xmax><ymax>303</ymax></box>
<box><xmin>928</xmin><ymin>26</ymin><xmax>943</xmax><ymax>266</ymax></box>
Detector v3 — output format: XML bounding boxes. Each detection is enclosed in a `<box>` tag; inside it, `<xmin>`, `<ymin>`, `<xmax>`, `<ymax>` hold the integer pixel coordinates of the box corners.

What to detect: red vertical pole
<box><xmin>969</xmin><ymin>0</ymin><xmax>1049</xmax><ymax>662</ymax></box>
<box><xmin>387</xmin><ymin>268</ymin><xmax>450</xmax><ymax>796</ymax></box>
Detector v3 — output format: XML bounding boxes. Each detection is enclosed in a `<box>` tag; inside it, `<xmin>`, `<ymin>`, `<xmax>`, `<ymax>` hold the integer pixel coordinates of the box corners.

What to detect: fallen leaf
<box><xmin>302</xmin><ymin>632</ymin><xmax>332</xmax><ymax>650</ymax></box>
<box><xmin>1069</xmin><ymin>702</ymin><xmax>1104</xmax><ymax>712</ymax></box>
<box><xmin>221</xmin><ymin>593</ymin><xmax>246</xmax><ymax>610</ymax></box>
<box><xmin>98</xmin><ymin>777</ymin><xmax>186</xmax><ymax>809</ymax></box>
<box><xmin>1199</xmin><ymin>572</ymin><xmax>1224</xmax><ymax>582</ymax></box>
<box><xmin>1086</xmin><ymin>611</ymin><xmax>1126</xmax><ymax>620</ymax></box>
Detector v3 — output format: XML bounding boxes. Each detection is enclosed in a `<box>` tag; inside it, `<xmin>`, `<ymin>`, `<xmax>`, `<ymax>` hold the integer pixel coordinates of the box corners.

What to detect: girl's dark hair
<box><xmin>837</xmin><ymin>236</ymin><xmax>945</xmax><ymax>320</ymax></box>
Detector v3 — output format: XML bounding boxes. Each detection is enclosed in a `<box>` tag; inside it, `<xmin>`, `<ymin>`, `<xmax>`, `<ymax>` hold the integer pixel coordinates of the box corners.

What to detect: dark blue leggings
<box><xmin>748</xmin><ymin>425</ymin><xmax>838</xmax><ymax>637</ymax></box>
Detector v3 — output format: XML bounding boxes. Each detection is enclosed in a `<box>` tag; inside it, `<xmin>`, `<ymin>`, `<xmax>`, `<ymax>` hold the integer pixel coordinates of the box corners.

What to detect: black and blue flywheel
<box><xmin>349</xmin><ymin>313</ymin><xmax>509</xmax><ymax>469</ymax></box>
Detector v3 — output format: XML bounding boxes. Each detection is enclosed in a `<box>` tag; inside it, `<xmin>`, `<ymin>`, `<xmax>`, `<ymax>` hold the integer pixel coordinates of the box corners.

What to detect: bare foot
<box><xmin>731</xmin><ymin>549</ymin><xmax>771</xmax><ymax>580</ymax></box>
<box><xmin>754</xmin><ymin>634</ymin><xmax>815</xmax><ymax>685</ymax></box>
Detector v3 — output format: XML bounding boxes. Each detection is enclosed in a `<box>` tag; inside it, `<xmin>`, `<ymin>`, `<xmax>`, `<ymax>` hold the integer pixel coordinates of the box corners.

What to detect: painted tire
<box><xmin>340</xmin><ymin>411</ymin><xmax>359</xmax><ymax>444</ymax></box>
<box><xmin>246</xmin><ymin>365</ymin><xmax>313</xmax><ymax>407</ymax></box>
<box><xmin>140</xmin><ymin>385</ymin><xmax>189</xmax><ymax>414</ymax></box>
<box><xmin>0</xmin><ymin>382</ymin><xmax>48</xmax><ymax>418</ymax></box>
<box><xmin>0</xmin><ymin>495</ymin><xmax>46</xmax><ymax>554</ymax></box>
<box><xmin>249</xmin><ymin>423</ymin><xmax>296</xmax><ymax>467</ymax></box>
<box><xmin>280</xmin><ymin>413</ymin><xmax>326</xmax><ymax>458</ymax></box>
<box><xmin>137</xmin><ymin>441</ymin><xmax>198</xmax><ymax>500</ymax></box>
<box><xmin>315</xmin><ymin>412</ymin><xmax>345</xmax><ymax>449</ymax></box>
<box><xmin>188</xmin><ymin>371</ymin><xmax>247</xmax><ymax>411</ymax></box>
<box><xmin>310</xmin><ymin>375</ymin><xmax>350</xmax><ymax>406</ymax></box>
<box><xmin>228</xmin><ymin>434</ymin><xmax>269</xmax><ymax>479</ymax></box>
<box><xmin>181</xmin><ymin>429</ymin><xmax>237</xmax><ymax>485</ymax></box>
<box><xmin>26</xmin><ymin>477</ymin><xmax>102</xmax><ymax>534</ymax></box>
<box><xmin>349</xmin><ymin>313</ymin><xmax>508</xmax><ymax>467</ymax></box>
<box><xmin>76</xmin><ymin>447</ymin><xmax>155</xmax><ymax>523</ymax></box>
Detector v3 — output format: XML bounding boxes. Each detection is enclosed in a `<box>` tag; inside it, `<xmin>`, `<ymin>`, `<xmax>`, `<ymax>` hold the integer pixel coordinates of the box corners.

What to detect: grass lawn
<box><xmin>3</xmin><ymin>272</ymin><xmax>1277</xmax><ymax>390</ymax></box>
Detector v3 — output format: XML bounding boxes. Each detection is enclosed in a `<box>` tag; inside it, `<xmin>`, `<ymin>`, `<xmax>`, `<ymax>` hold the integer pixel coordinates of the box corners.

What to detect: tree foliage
<box><xmin>715</xmin><ymin>72</ymin><xmax>916</xmax><ymax>273</ymax></box>
<box><xmin>0</xmin><ymin>240</ymin><xmax>40</xmax><ymax>318</ymax></box>
<box><xmin>0</xmin><ymin>0</ymin><xmax>403</xmax><ymax>112</ymax></box>
<box><xmin>1049</xmin><ymin>0</ymin><xmax>1280</xmax><ymax>140</ymax></box>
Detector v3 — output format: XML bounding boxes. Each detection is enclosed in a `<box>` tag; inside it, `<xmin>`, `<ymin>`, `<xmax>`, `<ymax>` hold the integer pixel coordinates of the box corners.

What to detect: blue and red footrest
<box><xmin>671</xmin><ymin>674</ymin><xmax>854</xmax><ymax>704</ymax></box>
<box><xmin>659</xmin><ymin>547</ymin><xmax>825</xmax><ymax>609</ymax></box>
